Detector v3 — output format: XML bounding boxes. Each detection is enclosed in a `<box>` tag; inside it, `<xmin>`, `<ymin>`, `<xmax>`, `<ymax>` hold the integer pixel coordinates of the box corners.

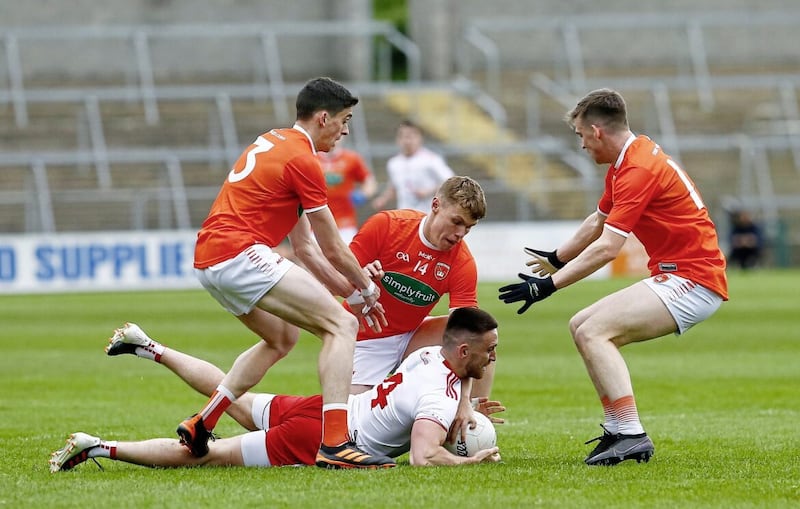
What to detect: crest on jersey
<box><xmin>434</xmin><ymin>262</ymin><xmax>450</xmax><ymax>281</ymax></box>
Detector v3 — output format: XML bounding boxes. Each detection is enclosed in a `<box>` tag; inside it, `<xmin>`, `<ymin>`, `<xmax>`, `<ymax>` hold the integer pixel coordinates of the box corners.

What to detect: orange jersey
<box><xmin>318</xmin><ymin>149</ymin><xmax>372</xmax><ymax>229</ymax></box>
<box><xmin>194</xmin><ymin>126</ymin><xmax>327</xmax><ymax>268</ymax></box>
<box><xmin>599</xmin><ymin>135</ymin><xmax>728</xmax><ymax>300</ymax></box>
<box><xmin>348</xmin><ymin>210</ymin><xmax>479</xmax><ymax>340</ymax></box>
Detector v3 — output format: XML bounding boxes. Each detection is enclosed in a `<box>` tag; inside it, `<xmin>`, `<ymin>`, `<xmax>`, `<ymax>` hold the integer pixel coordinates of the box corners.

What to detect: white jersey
<box><xmin>348</xmin><ymin>346</ymin><xmax>462</xmax><ymax>458</ymax></box>
<box><xmin>386</xmin><ymin>147</ymin><xmax>454</xmax><ymax>211</ymax></box>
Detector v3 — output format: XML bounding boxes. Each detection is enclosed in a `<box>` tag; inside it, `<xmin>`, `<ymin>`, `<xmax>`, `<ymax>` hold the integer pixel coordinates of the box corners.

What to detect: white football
<box><xmin>444</xmin><ymin>412</ymin><xmax>497</xmax><ymax>457</ymax></box>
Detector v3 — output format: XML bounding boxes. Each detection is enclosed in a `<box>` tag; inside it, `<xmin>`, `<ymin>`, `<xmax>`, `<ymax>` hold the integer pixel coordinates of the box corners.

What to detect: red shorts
<box><xmin>264</xmin><ymin>394</ymin><xmax>323</xmax><ymax>466</ymax></box>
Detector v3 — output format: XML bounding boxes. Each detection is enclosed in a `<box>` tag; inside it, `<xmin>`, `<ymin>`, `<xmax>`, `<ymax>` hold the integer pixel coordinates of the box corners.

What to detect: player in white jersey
<box><xmin>350</xmin><ymin>345</ymin><xmax>471</xmax><ymax>460</ymax></box>
<box><xmin>49</xmin><ymin>308</ymin><xmax>502</xmax><ymax>472</ymax></box>
<box><xmin>372</xmin><ymin>120</ymin><xmax>454</xmax><ymax>212</ymax></box>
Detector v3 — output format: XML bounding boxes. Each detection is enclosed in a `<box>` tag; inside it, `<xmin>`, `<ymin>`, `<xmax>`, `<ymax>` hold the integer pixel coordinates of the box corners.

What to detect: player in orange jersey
<box><xmin>499</xmin><ymin>88</ymin><xmax>728</xmax><ymax>466</ymax></box>
<box><xmin>179</xmin><ymin>77</ymin><xmax>395</xmax><ymax>470</ymax></box>
<box><xmin>347</xmin><ymin>175</ymin><xmax>493</xmax><ymax>440</ymax></box>
<box><xmin>317</xmin><ymin>140</ymin><xmax>377</xmax><ymax>244</ymax></box>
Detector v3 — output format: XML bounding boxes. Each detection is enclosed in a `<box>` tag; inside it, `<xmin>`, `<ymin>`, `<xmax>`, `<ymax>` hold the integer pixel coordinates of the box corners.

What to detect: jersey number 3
<box><xmin>228</xmin><ymin>136</ymin><xmax>274</xmax><ymax>183</ymax></box>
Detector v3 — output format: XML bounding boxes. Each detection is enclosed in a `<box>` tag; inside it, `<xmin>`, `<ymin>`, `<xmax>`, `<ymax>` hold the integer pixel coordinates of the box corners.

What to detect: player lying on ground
<box><xmin>50</xmin><ymin>307</ymin><xmax>503</xmax><ymax>472</ymax></box>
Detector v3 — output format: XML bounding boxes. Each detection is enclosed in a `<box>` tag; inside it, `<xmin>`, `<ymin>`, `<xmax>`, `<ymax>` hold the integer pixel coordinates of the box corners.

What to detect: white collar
<box><xmin>292</xmin><ymin>123</ymin><xmax>317</xmax><ymax>154</ymax></box>
<box><xmin>613</xmin><ymin>133</ymin><xmax>637</xmax><ymax>168</ymax></box>
<box><xmin>418</xmin><ymin>215</ymin><xmax>439</xmax><ymax>250</ymax></box>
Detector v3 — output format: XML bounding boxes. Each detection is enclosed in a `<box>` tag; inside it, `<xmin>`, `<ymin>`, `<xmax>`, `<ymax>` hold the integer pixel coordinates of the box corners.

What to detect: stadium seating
<box><xmin>457</xmin><ymin>10</ymin><xmax>800</xmax><ymax>265</ymax></box>
<box><xmin>1</xmin><ymin>11</ymin><xmax>798</xmax><ymax>264</ymax></box>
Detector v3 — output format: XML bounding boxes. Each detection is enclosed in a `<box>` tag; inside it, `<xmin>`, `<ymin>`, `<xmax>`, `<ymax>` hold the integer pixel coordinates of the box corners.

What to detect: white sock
<box><xmin>88</xmin><ymin>440</ymin><xmax>117</xmax><ymax>459</ymax></box>
<box><xmin>603</xmin><ymin>419</ymin><xmax>619</xmax><ymax>435</ymax></box>
<box><xmin>135</xmin><ymin>342</ymin><xmax>165</xmax><ymax>362</ymax></box>
<box><xmin>617</xmin><ymin>421</ymin><xmax>645</xmax><ymax>436</ymax></box>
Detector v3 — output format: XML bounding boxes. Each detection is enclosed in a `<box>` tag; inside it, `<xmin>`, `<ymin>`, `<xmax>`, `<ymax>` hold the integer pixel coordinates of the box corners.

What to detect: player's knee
<box><xmin>568</xmin><ymin>313</ymin><xmax>583</xmax><ymax>340</ymax></box>
<box><xmin>569</xmin><ymin>316</ymin><xmax>592</xmax><ymax>352</ymax></box>
<box><xmin>261</xmin><ymin>327</ymin><xmax>299</xmax><ymax>358</ymax></box>
<box><xmin>272</xmin><ymin>336</ymin><xmax>298</xmax><ymax>359</ymax></box>
<box><xmin>337</xmin><ymin>310</ymin><xmax>359</xmax><ymax>337</ymax></box>
<box><xmin>312</xmin><ymin>305</ymin><xmax>359</xmax><ymax>341</ymax></box>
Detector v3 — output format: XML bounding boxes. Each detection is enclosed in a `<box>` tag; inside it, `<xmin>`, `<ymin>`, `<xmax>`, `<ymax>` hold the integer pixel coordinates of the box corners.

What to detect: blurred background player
<box><xmin>317</xmin><ymin>139</ymin><xmax>377</xmax><ymax>244</ymax></box>
<box><xmin>498</xmin><ymin>88</ymin><xmax>728</xmax><ymax>466</ymax></box>
<box><xmin>728</xmin><ymin>209</ymin><xmax>763</xmax><ymax>270</ymax></box>
<box><xmin>181</xmin><ymin>76</ymin><xmax>393</xmax><ymax>470</ymax></box>
<box><xmin>50</xmin><ymin>308</ymin><xmax>502</xmax><ymax>472</ymax></box>
<box><xmin>371</xmin><ymin>119</ymin><xmax>454</xmax><ymax>212</ymax></box>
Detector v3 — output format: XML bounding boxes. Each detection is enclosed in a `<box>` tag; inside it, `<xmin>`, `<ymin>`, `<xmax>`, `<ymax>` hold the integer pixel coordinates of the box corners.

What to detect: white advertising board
<box><xmin>0</xmin><ymin>221</ymin><xmax>626</xmax><ymax>294</ymax></box>
<box><xmin>0</xmin><ymin>231</ymin><xmax>200</xmax><ymax>294</ymax></box>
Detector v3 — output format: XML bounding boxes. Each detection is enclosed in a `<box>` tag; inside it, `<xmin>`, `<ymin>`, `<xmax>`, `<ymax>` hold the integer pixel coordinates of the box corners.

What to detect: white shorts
<box><xmin>642</xmin><ymin>273</ymin><xmax>723</xmax><ymax>335</ymax></box>
<box><xmin>251</xmin><ymin>393</ymin><xmax>276</xmax><ymax>431</ymax></box>
<box><xmin>194</xmin><ymin>245</ymin><xmax>294</xmax><ymax>316</ymax></box>
<box><xmin>352</xmin><ymin>332</ymin><xmax>415</xmax><ymax>386</ymax></box>
<box><xmin>240</xmin><ymin>430</ymin><xmax>271</xmax><ymax>467</ymax></box>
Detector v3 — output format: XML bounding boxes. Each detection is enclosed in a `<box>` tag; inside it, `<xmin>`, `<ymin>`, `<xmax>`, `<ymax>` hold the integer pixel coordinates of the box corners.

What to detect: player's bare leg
<box><xmin>569</xmin><ymin>282</ymin><xmax>673</xmax><ymax>465</ymax></box>
<box><xmin>106</xmin><ymin>323</ymin><xmax>259</xmax><ymax>431</ymax></box>
<box><xmin>180</xmin><ymin>266</ymin><xmax>395</xmax><ymax>468</ymax></box>
<box><xmin>50</xmin><ymin>433</ymin><xmax>246</xmax><ymax>471</ymax></box>
<box><xmin>177</xmin><ymin>309</ymin><xmax>298</xmax><ymax>456</ymax></box>
<box><xmin>115</xmin><ymin>436</ymin><xmax>245</xmax><ymax>468</ymax></box>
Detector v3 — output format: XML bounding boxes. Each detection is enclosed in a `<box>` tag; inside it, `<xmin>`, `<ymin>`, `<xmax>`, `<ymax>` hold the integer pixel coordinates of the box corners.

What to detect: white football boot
<box><xmin>49</xmin><ymin>432</ymin><xmax>101</xmax><ymax>473</ymax></box>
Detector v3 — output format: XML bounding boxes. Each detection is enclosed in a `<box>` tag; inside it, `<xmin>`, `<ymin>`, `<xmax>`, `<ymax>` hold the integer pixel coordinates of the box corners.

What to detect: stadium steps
<box><xmin>350</xmin><ymin>95</ymin><xmax>524</xmax><ymax>221</ymax></box>
<box><xmin>382</xmin><ymin>88</ymin><xmax>584</xmax><ymax>219</ymax></box>
<box><xmin>0</xmin><ymin>102</ymin><xmax>86</xmax><ymax>152</ymax></box>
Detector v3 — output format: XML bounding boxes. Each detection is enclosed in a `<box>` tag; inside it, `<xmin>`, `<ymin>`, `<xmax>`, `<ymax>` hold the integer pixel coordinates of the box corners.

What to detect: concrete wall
<box><xmin>409</xmin><ymin>0</ymin><xmax>800</xmax><ymax>79</ymax></box>
<box><xmin>0</xmin><ymin>0</ymin><xmax>373</xmax><ymax>82</ymax></box>
<box><xmin>6</xmin><ymin>1</ymin><xmax>796</xmax><ymax>83</ymax></box>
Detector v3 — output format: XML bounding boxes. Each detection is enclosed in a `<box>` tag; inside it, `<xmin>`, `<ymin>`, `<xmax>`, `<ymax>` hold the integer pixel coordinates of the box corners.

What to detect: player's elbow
<box><xmin>324</xmin><ymin>247</ymin><xmax>351</xmax><ymax>270</ymax></box>
<box><xmin>595</xmin><ymin>235</ymin><xmax>624</xmax><ymax>263</ymax></box>
<box><xmin>408</xmin><ymin>451</ymin><xmax>434</xmax><ymax>467</ymax></box>
<box><xmin>408</xmin><ymin>442</ymin><xmax>442</xmax><ymax>467</ymax></box>
<box><xmin>598</xmin><ymin>244</ymin><xmax>620</xmax><ymax>264</ymax></box>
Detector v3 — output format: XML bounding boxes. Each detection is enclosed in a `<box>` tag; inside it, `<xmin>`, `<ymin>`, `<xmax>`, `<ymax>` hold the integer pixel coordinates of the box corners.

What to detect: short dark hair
<box><xmin>442</xmin><ymin>307</ymin><xmax>498</xmax><ymax>348</ymax></box>
<box><xmin>296</xmin><ymin>77</ymin><xmax>359</xmax><ymax>120</ymax></box>
<box><xmin>565</xmin><ymin>88</ymin><xmax>628</xmax><ymax>132</ymax></box>
<box><xmin>437</xmin><ymin>176</ymin><xmax>487</xmax><ymax>221</ymax></box>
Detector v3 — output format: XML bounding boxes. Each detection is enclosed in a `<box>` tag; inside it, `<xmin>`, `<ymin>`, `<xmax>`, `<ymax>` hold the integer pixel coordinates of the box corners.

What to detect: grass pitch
<box><xmin>1</xmin><ymin>270</ymin><xmax>798</xmax><ymax>508</ymax></box>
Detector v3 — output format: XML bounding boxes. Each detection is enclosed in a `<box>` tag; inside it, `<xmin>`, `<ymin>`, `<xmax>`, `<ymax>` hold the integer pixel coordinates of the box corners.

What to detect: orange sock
<box><xmin>610</xmin><ymin>395</ymin><xmax>645</xmax><ymax>435</ymax></box>
<box><xmin>321</xmin><ymin>404</ymin><xmax>349</xmax><ymax>447</ymax></box>
<box><xmin>199</xmin><ymin>385</ymin><xmax>236</xmax><ymax>430</ymax></box>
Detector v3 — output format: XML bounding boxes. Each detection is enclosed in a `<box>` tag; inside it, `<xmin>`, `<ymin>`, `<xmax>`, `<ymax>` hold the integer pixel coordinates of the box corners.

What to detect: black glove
<box><xmin>523</xmin><ymin>247</ymin><xmax>565</xmax><ymax>276</ymax></box>
<box><xmin>498</xmin><ymin>273</ymin><xmax>557</xmax><ymax>314</ymax></box>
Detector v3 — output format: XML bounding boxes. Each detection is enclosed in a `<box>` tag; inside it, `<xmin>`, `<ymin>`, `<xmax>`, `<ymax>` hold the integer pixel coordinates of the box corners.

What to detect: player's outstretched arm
<box><xmin>409</xmin><ymin>420</ymin><xmax>500</xmax><ymax>466</ymax></box>
<box><xmin>307</xmin><ymin>207</ymin><xmax>380</xmax><ymax>309</ymax></box>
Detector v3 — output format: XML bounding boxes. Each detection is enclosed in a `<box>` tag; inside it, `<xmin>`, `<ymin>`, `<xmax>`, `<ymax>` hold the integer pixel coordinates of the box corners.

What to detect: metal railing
<box><xmin>0</xmin><ymin>21</ymin><xmax>421</xmax><ymax>128</ymax></box>
<box><xmin>460</xmin><ymin>10</ymin><xmax>800</xmax><ymax>103</ymax></box>
<box><xmin>1</xmin><ymin>70</ymin><xmax>544</xmax><ymax>232</ymax></box>
<box><xmin>526</xmin><ymin>71</ymin><xmax>800</xmax><ymax>257</ymax></box>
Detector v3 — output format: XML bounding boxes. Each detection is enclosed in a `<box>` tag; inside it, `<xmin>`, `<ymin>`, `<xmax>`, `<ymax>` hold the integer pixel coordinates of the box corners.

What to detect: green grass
<box><xmin>1</xmin><ymin>271</ymin><xmax>798</xmax><ymax>508</ymax></box>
